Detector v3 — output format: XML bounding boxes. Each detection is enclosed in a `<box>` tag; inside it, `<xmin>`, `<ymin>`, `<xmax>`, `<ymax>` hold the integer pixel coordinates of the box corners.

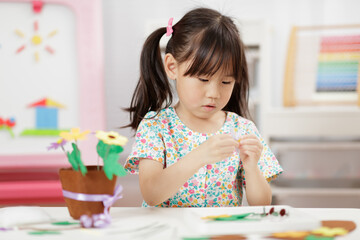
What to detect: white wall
<box><xmin>102</xmin><ymin>0</ymin><xmax>360</xmax><ymax>158</ymax></box>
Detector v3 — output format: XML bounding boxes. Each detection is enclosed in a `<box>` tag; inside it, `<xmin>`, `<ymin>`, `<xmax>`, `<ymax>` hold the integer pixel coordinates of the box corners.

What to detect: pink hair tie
<box><xmin>166</xmin><ymin>17</ymin><xmax>174</xmax><ymax>36</ymax></box>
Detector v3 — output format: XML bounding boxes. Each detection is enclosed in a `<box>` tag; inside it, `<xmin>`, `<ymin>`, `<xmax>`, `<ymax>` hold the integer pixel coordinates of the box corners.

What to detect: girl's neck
<box><xmin>173</xmin><ymin>103</ymin><xmax>226</xmax><ymax>134</ymax></box>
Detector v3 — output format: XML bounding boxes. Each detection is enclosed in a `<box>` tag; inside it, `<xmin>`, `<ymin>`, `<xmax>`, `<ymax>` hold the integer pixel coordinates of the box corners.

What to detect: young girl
<box><xmin>124</xmin><ymin>7</ymin><xmax>283</xmax><ymax>207</ymax></box>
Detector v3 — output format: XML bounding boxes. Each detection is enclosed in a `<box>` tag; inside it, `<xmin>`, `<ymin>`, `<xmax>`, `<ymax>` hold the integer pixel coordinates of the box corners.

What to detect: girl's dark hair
<box><xmin>124</xmin><ymin>7</ymin><xmax>249</xmax><ymax>130</ymax></box>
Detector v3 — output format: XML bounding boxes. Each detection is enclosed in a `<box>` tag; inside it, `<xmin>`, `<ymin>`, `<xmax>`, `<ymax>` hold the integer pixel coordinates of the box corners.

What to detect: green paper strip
<box><xmin>305</xmin><ymin>235</ymin><xmax>334</xmax><ymax>240</ymax></box>
<box><xmin>52</xmin><ymin>221</ymin><xmax>79</xmax><ymax>225</ymax></box>
<box><xmin>21</xmin><ymin>129</ymin><xmax>68</xmax><ymax>136</ymax></box>
<box><xmin>28</xmin><ymin>230</ymin><xmax>61</xmax><ymax>235</ymax></box>
<box><xmin>213</xmin><ymin>213</ymin><xmax>254</xmax><ymax>221</ymax></box>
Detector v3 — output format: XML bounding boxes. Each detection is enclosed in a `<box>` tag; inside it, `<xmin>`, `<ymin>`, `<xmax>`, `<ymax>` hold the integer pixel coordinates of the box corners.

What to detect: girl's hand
<box><xmin>196</xmin><ymin>134</ymin><xmax>239</xmax><ymax>165</ymax></box>
<box><xmin>238</xmin><ymin>134</ymin><xmax>263</xmax><ymax>169</ymax></box>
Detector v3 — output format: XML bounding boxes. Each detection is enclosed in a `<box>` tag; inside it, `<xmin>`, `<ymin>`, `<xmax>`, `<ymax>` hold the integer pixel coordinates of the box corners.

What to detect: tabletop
<box><xmin>1</xmin><ymin>206</ymin><xmax>359</xmax><ymax>240</ymax></box>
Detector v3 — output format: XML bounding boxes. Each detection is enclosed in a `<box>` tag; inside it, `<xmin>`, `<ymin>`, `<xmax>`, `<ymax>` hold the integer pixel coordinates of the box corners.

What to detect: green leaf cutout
<box><xmin>97</xmin><ymin>140</ymin><xmax>124</xmax><ymax>157</ymax></box>
<box><xmin>96</xmin><ymin>141</ymin><xmax>126</xmax><ymax>180</ymax></box>
<box><xmin>96</xmin><ymin>140</ymin><xmax>107</xmax><ymax>158</ymax></box>
<box><xmin>68</xmin><ymin>143</ymin><xmax>87</xmax><ymax>176</ymax></box>
<box><xmin>103</xmin><ymin>152</ymin><xmax>127</xmax><ymax>180</ymax></box>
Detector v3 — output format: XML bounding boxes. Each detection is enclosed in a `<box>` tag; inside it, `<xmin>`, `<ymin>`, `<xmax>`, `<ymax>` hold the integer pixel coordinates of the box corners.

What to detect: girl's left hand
<box><xmin>238</xmin><ymin>134</ymin><xmax>263</xmax><ymax>168</ymax></box>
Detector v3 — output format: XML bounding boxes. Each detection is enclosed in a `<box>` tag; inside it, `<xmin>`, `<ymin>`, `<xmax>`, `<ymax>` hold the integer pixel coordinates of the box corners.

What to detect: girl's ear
<box><xmin>164</xmin><ymin>53</ymin><xmax>178</xmax><ymax>80</ymax></box>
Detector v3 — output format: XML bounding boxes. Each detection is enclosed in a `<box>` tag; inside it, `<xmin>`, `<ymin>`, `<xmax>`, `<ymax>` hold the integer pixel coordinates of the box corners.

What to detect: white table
<box><xmin>1</xmin><ymin>206</ymin><xmax>360</xmax><ymax>240</ymax></box>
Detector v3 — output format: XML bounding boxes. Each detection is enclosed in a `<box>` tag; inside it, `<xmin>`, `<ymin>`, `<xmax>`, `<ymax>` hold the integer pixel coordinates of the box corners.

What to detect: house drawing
<box><xmin>28</xmin><ymin>98</ymin><xmax>65</xmax><ymax>129</ymax></box>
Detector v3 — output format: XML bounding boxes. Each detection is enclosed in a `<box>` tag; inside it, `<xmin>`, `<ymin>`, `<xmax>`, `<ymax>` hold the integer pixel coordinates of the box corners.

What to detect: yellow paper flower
<box><xmin>312</xmin><ymin>227</ymin><xmax>348</xmax><ymax>237</ymax></box>
<box><xmin>96</xmin><ymin>131</ymin><xmax>128</xmax><ymax>146</ymax></box>
<box><xmin>60</xmin><ymin>128</ymin><xmax>90</xmax><ymax>141</ymax></box>
<box><xmin>201</xmin><ymin>214</ymin><xmax>231</xmax><ymax>220</ymax></box>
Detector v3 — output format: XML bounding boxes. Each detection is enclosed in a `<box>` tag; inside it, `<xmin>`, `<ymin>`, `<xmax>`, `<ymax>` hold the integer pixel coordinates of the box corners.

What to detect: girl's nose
<box><xmin>206</xmin><ymin>84</ymin><xmax>220</xmax><ymax>99</ymax></box>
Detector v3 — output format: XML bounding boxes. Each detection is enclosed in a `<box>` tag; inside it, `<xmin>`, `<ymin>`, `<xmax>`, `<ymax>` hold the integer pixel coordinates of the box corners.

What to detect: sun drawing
<box><xmin>15</xmin><ymin>20</ymin><xmax>57</xmax><ymax>62</ymax></box>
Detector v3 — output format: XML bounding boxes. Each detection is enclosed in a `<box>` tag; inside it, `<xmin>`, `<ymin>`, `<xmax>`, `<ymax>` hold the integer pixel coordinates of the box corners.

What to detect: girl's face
<box><xmin>174</xmin><ymin>59</ymin><xmax>235</xmax><ymax>120</ymax></box>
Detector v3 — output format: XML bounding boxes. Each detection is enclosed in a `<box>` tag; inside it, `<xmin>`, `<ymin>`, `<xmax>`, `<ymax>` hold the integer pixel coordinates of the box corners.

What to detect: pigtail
<box><xmin>124</xmin><ymin>27</ymin><xmax>173</xmax><ymax>130</ymax></box>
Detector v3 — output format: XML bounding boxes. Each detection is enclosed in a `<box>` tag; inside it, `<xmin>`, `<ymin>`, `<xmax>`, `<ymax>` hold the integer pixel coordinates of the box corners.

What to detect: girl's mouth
<box><xmin>202</xmin><ymin>105</ymin><xmax>216</xmax><ymax>111</ymax></box>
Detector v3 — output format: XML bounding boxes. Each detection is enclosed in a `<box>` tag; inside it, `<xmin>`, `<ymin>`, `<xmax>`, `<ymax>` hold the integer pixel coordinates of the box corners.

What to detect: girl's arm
<box><xmin>139</xmin><ymin>134</ymin><xmax>238</xmax><ymax>206</ymax></box>
<box><xmin>239</xmin><ymin>134</ymin><xmax>272</xmax><ymax>206</ymax></box>
<box><xmin>243</xmin><ymin>164</ymin><xmax>272</xmax><ymax>206</ymax></box>
<box><xmin>139</xmin><ymin>150</ymin><xmax>203</xmax><ymax>206</ymax></box>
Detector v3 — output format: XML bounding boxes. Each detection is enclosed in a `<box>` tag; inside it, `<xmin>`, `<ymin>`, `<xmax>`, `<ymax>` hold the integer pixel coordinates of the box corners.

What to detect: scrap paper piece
<box><xmin>51</xmin><ymin>221</ymin><xmax>79</xmax><ymax>226</ymax></box>
<box><xmin>202</xmin><ymin>207</ymin><xmax>289</xmax><ymax>222</ymax></box>
<box><xmin>28</xmin><ymin>230</ymin><xmax>61</xmax><ymax>235</ymax></box>
<box><xmin>271</xmin><ymin>231</ymin><xmax>310</xmax><ymax>238</ymax></box>
<box><xmin>230</xmin><ymin>129</ymin><xmax>241</xmax><ymax>154</ymax></box>
<box><xmin>201</xmin><ymin>214</ymin><xmax>232</xmax><ymax>220</ymax></box>
<box><xmin>321</xmin><ymin>220</ymin><xmax>356</xmax><ymax>232</ymax></box>
<box><xmin>209</xmin><ymin>213</ymin><xmax>254</xmax><ymax>221</ymax></box>
<box><xmin>312</xmin><ymin>227</ymin><xmax>348</xmax><ymax>237</ymax></box>
<box><xmin>305</xmin><ymin>235</ymin><xmax>334</xmax><ymax>240</ymax></box>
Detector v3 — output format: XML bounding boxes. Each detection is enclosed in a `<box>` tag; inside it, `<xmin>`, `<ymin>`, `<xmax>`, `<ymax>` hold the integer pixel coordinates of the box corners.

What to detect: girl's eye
<box><xmin>199</xmin><ymin>78</ymin><xmax>208</xmax><ymax>82</ymax></box>
<box><xmin>222</xmin><ymin>81</ymin><xmax>232</xmax><ymax>85</ymax></box>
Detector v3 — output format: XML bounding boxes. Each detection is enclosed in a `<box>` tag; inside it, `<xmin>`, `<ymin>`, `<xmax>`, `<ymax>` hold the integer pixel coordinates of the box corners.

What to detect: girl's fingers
<box><xmin>242</xmin><ymin>150</ymin><xmax>258</xmax><ymax>160</ymax></box>
<box><xmin>220</xmin><ymin>138</ymin><xmax>240</xmax><ymax>148</ymax></box>
<box><xmin>240</xmin><ymin>149</ymin><xmax>262</xmax><ymax>158</ymax></box>
<box><xmin>213</xmin><ymin>134</ymin><xmax>239</xmax><ymax>146</ymax></box>
<box><xmin>219</xmin><ymin>147</ymin><xmax>236</xmax><ymax>155</ymax></box>
<box><xmin>239</xmin><ymin>134</ymin><xmax>257</xmax><ymax>140</ymax></box>
<box><xmin>239</xmin><ymin>134</ymin><xmax>259</xmax><ymax>144</ymax></box>
<box><xmin>239</xmin><ymin>141</ymin><xmax>262</xmax><ymax>150</ymax></box>
<box><xmin>239</xmin><ymin>136</ymin><xmax>262</xmax><ymax>146</ymax></box>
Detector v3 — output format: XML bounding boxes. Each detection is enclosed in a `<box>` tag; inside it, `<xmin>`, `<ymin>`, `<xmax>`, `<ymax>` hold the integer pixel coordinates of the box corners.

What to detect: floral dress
<box><xmin>125</xmin><ymin>107</ymin><xmax>283</xmax><ymax>207</ymax></box>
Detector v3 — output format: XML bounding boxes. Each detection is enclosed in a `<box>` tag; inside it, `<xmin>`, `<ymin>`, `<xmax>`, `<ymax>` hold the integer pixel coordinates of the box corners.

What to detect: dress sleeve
<box><xmin>246</xmin><ymin>121</ymin><xmax>283</xmax><ymax>182</ymax></box>
<box><xmin>124</xmin><ymin>116</ymin><xmax>165</xmax><ymax>174</ymax></box>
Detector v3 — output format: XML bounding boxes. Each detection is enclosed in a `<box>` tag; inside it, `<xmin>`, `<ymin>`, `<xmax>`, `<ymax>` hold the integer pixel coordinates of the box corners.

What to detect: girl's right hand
<box><xmin>195</xmin><ymin>134</ymin><xmax>239</xmax><ymax>165</ymax></box>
